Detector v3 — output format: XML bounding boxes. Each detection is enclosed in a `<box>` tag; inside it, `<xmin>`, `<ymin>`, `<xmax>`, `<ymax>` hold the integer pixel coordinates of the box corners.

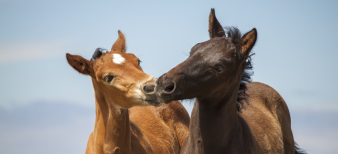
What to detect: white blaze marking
<box><xmin>112</xmin><ymin>53</ymin><xmax>125</xmax><ymax>64</ymax></box>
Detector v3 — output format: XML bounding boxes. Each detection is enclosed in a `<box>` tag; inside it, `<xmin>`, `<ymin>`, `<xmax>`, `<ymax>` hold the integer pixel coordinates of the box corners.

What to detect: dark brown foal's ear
<box><xmin>111</xmin><ymin>30</ymin><xmax>126</xmax><ymax>53</ymax></box>
<box><xmin>66</xmin><ymin>53</ymin><xmax>95</xmax><ymax>78</ymax></box>
<box><xmin>208</xmin><ymin>8</ymin><xmax>225</xmax><ymax>38</ymax></box>
<box><xmin>240</xmin><ymin>28</ymin><xmax>257</xmax><ymax>59</ymax></box>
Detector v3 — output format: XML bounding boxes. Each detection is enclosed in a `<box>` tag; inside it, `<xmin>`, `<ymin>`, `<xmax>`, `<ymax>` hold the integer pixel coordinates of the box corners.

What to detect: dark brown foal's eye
<box><xmin>104</xmin><ymin>75</ymin><xmax>114</xmax><ymax>82</ymax></box>
<box><xmin>214</xmin><ymin>65</ymin><xmax>224</xmax><ymax>72</ymax></box>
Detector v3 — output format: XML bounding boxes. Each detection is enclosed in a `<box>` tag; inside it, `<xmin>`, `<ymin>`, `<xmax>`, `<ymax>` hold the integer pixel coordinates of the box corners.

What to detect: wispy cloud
<box><xmin>0</xmin><ymin>0</ymin><xmax>32</xmax><ymax>3</ymax></box>
<box><xmin>291</xmin><ymin>109</ymin><xmax>338</xmax><ymax>154</ymax></box>
<box><xmin>0</xmin><ymin>102</ymin><xmax>337</xmax><ymax>154</ymax></box>
<box><xmin>291</xmin><ymin>103</ymin><xmax>338</xmax><ymax>113</ymax></box>
<box><xmin>0</xmin><ymin>102</ymin><xmax>94</xmax><ymax>154</ymax></box>
<box><xmin>0</xmin><ymin>39</ymin><xmax>75</xmax><ymax>64</ymax></box>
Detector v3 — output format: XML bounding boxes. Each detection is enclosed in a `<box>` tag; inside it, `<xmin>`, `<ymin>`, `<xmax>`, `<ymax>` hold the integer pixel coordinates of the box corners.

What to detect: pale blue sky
<box><xmin>1</xmin><ymin>0</ymin><xmax>337</xmax><ymax>110</ymax></box>
<box><xmin>0</xmin><ymin>0</ymin><xmax>338</xmax><ymax>153</ymax></box>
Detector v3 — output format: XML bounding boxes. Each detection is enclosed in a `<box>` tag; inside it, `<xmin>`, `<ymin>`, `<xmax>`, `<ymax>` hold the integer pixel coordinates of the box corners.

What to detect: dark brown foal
<box><xmin>154</xmin><ymin>9</ymin><xmax>305</xmax><ymax>154</ymax></box>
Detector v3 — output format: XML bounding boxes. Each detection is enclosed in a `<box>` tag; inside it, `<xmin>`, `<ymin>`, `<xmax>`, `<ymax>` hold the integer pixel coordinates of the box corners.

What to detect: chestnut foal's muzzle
<box><xmin>142</xmin><ymin>83</ymin><xmax>162</xmax><ymax>106</ymax></box>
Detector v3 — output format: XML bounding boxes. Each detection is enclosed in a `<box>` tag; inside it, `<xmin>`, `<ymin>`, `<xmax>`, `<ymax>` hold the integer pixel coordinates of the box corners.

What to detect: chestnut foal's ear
<box><xmin>208</xmin><ymin>8</ymin><xmax>225</xmax><ymax>38</ymax></box>
<box><xmin>240</xmin><ymin>28</ymin><xmax>257</xmax><ymax>59</ymax></box>
<box><xmin>66</xmin><ymin>53</ymin><xmax>95</xmax><ymax>78</ymax></box>
<box><xmin>111</xmin><ymin>30</ymin><xmax>126</xmax><ymax>53</ymax></box>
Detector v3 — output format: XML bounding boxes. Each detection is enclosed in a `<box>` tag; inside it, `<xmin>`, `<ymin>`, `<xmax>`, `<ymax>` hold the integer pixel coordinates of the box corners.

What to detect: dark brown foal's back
<box><xmin>240</xmin><ymin>82</ymin><xmax>295</xmax><ymax>153</ymax></box>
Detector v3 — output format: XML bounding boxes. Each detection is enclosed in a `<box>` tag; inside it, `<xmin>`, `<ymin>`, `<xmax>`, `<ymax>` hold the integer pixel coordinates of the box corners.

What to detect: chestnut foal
<box><xmin>155</xmin><ymin>9</ymin><xmax>305</xmax><ymax>154</ymax></box>
<box><xmin>66</xmin><ymin>31</ymin><xmax>189</xmax><ymax>154</ymax></box>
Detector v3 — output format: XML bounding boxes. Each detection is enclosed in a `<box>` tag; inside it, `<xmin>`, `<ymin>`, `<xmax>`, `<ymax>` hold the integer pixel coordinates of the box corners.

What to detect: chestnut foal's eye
<box><xmin>214</xmin><ymin>65</ymin><xmax>224</xmax><ymax>72</ymax></box>
<box><xmin>104</xmin><ymin>75</ymin><xmax>114</xmax><ymax>82</ymax></box>
<box><xmin>138</xmin><ymin>59</ymin><xmax>141</xmax><ymax>66</ymax></box>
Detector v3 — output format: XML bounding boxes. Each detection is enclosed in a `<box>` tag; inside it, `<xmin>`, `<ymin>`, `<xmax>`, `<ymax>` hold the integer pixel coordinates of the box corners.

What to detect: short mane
<box><xmin>90</xmin><ymin>48</ymin><xmax>106</xmax><ymax>61</ymax></box>
<box><xmin>225</xmin><ymin>27</ymin><xmax>254</xmax><ymax>112</ymax></box>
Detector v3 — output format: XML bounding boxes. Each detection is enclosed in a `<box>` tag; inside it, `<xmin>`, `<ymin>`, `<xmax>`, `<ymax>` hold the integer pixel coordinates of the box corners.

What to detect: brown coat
<box><xmin>66</xmin><ymin>31</ymin><xmax>190</xmax><ymax>154</ymax></box>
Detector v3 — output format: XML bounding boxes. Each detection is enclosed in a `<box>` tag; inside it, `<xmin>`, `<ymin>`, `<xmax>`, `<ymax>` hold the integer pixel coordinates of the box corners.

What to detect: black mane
<box><xmin>225</xmin><ymin>27</ymin><xmax>254</xmax><ymax>112</ymax></box>
<box><xmin>90</xmin><ymin>48</ymin><xmax>106</xmax><ymax>61</ymax></box>
<box><xmin>237</xmin><ymin>55</ymin><xmax>254</xmax><ymax>112</ymax></box>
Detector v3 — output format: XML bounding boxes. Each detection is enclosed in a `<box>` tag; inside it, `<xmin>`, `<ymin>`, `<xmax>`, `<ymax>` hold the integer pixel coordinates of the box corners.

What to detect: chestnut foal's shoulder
<box><xmin>160</xmin><ymin>101</ymin><xmax>190</xmax><ymax>123</ymax></box>
<box><xmin>129</xmin><ymin>101</ymin><xmax>189</xmax><ymax>123</ymax></box>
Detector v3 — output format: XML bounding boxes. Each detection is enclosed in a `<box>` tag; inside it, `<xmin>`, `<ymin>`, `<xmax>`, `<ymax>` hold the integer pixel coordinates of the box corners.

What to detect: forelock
<box><xmin>91</xmin><ymin>48</ymin><xmax>107</xmax><ymax>62</ymax></box>
<box><xmin>224</xmin><ymin>26</ymin><xmax>242</xmax><ymax>52</ymax></box>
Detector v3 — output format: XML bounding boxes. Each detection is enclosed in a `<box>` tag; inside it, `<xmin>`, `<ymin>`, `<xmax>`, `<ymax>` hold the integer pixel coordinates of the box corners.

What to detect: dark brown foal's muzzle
<box><xmin>155</xmin><ymin>74</ymin><xmax>177</xmax><ymax>104</ymax></box>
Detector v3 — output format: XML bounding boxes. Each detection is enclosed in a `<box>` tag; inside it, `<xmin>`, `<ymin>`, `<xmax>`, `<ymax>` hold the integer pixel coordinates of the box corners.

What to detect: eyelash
<box><xmin>104</xmin><ymin>75</ymin><xmax>114</xmax><ymax>82</ymax></box>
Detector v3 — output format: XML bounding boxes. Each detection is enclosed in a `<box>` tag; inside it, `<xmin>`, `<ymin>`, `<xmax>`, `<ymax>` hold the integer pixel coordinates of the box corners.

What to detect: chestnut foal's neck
<box><xmin>92</xmin><ymin>80</ymin><xmax>132</xmax><ymax>154</ymax></box>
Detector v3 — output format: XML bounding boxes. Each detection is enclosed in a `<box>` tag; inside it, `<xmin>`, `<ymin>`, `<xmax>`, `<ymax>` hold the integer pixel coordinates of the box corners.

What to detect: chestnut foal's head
<box><xmin>156</xmin><ymin>9</ymin><xmax>257</xmax><ymax>105</ymax></box>
<box><xmin>66</xmin><ymin>31</ymin><xmax>161</xmax><ymax>108</ymax></box>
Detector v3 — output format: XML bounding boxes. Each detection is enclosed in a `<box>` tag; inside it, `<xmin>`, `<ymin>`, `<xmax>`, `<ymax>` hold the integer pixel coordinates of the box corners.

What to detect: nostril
<box><xmin>164</xmin><ymin>82</ymin><xmax>175</xmax><ymax>93</ymax></box>
<box><xmin>143</xmin><ymin>84</ymin><xmax>155</xmax><ymax>93</ymax></box>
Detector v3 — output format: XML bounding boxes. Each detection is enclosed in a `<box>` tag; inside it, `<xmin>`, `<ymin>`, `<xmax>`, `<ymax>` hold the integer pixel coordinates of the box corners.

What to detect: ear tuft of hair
<box><xmin>240</xmin><ymin>28</ymin><xmax>257</xmax><ymax>58</ymax></box>
<box><xmin>66</xmin><ymin>53</ymin><xmax>95</xmax><ymax>77</ymax></box>
<box><xmin>91</xmin><ymin>48</ymin><xmax>106</xmax><ymax>61</ymax></box>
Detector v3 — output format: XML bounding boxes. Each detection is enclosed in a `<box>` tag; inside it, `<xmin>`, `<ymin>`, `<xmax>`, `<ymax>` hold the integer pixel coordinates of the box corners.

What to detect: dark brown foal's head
<box><xmin>156</xmin><ymin>9</ymin><xmax>257</xmax><ymax>108</ymax></box>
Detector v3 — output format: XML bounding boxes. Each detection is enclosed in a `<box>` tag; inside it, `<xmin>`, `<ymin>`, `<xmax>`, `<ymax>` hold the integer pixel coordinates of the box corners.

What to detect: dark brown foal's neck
<box><xmin>92</xmin><ymin>80</ymin><xmax>132</xmax><ymax>154</ymax></box>
<box><xmin>181</xmin><ymin>85</ymin><xmax>259</xmax><ymax>154</ymax></box>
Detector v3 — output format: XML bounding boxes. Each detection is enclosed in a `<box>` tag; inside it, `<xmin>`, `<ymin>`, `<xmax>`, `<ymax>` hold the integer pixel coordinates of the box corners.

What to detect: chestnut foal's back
<box><xmin>66</xmin><ymin>31</ymin><xmax>189</xmax><ymax>154</ymax></box>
